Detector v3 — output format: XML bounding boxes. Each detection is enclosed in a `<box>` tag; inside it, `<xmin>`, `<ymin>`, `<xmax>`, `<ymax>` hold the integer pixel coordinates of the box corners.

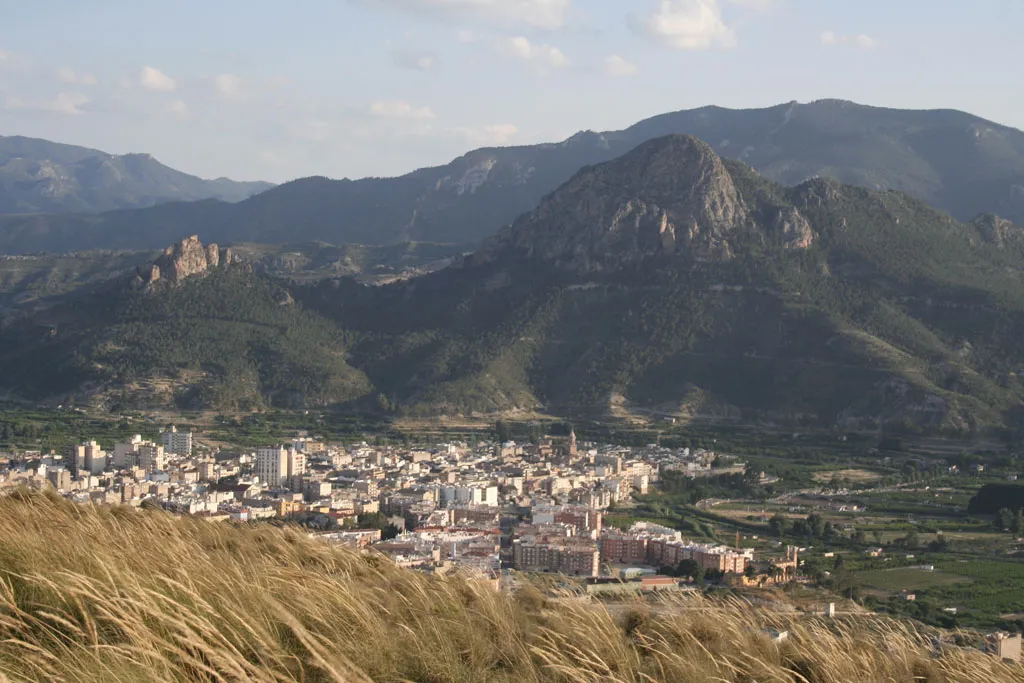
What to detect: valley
<box><xmin>4</xmin><ymin>4</ymin><xmax>1024</xmax><ymax>680</ymax></box>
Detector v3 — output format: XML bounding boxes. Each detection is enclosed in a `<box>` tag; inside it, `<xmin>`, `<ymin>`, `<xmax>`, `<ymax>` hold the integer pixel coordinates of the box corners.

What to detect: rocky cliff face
<box><xmin>773</xmin><ymin>207</ymin><xmax>815</xmax><ymax>249</ymax></box>
<box><xmin>474</xmin><ymin>135</ymin><xmax>815</xmax><ymax>272</ymax></box>
<box><xmin>141</xmin><ymin>235</ymin><xmax>234</xmax><ymax>284</ymax></box>
<box><xmin>972</xmin><ymin>213</ymin><xmax>1020</xmax><ymax>248</ymax></box>
<box><xmin>482</xmin><ymin>136</ymin><xmax>748</xmax><ymax>271</ymax></box>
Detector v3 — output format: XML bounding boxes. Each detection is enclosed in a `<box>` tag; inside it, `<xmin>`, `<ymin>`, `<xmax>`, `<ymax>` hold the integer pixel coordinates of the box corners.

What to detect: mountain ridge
<box><xmin>1</xmin><ymin>100</ymin><xmax>1022</xmax><ymax>254</ymax></box>
<box><xmin>0</xmin><ymin>134</ymin><xmax>274</xmax><ymax>215</ymax></box>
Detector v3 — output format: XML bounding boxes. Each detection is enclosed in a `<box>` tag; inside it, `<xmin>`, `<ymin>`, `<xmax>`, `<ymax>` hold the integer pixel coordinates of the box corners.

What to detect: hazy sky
<box><xmin>2</xmin><ymin>0</ymin><xmax>1021</xmax><ymax>183</ymax></box>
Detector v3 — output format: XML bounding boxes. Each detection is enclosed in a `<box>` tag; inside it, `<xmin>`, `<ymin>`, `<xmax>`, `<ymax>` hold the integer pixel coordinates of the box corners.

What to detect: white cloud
<box><xmin>5</xmin><ymin>91</ymin><xmax>89</xmax><ymax>115</ymax></box>
<box><xmin>0</xmin><ymin>49</ymin><xmax>31</xmax><ymax>71</ymax></box>
<box><xmin>370</xmin><ymin>100</ymin><xmax>436</xmax><ymax>120</ymax></box>
<box><xmin>169</xmin><ymin>99</ymin><xmax>189</xmax><ymax>115</ymax></box>
<box><xmin>289</xmin><ymin>120</ymin><xmax>334</xmax><ymax>142</ymax></box>
<box><xmin>214</xmin><ymin>73</ymin><xmax>242</xmax><ymax>97</ymax></box>
<box><xmin>265</xmin><ymin>75</ymin><xmax>291</xmax><ymax>88</ymax></box>
<box><xmin>392</xmin><ymin>50</ymin><xmax>437</xmax><ymax>71</ymax></box>
<box><xmin>139</xmin><ymin>66</ymin><xmax>176</xmax><ymax>91</ymax></box>
<box><xmin>258</xmin><ymin>149</ymin><xmax>292</xmax><ymax>168</ymax></box>
<box><xmin>365</xmin><ymin>0</ymin><xmax>572</xmax><ymax>30</ymax></box>
<box><xmin>631</xmin><ymin>0</ymin><xmax>736</xmax><ymax>51</ymax></box>
<box><xmin>51</xmin><ymin>93</ymin><xmax>88</xmax><ymax>115</ymax></box>
<box><xmin>456</xmin><ymin>123</ymin><xmax>519</xmax><ymax>146</ymax></box>
<box><xmin>56</xmin><ymin>68</ymin><xmax>98</xmax><ymax>85</ymax></box>
<box><xmin>725</xmin><ymin>0</ymin><xmax>772</xmax><ymax>8</ymax></box>
<box><xmin>604</xmin><ymin>55</ymin><xmax>638</xmax><ymax>77</ymax></box>
<box><xmin>821</xmin><ymin>30</ymin><xmax>876</xmax><ymax>49</ymax></box>
<box><xmin>495</xmin><ymin>36</ymin><xmax>570</xmax><ymax>68</ymax></box>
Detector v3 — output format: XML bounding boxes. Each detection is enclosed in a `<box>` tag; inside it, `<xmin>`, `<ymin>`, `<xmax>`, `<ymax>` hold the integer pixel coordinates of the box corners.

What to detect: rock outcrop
<box><xmin>140</xmin><ymin>235</ymin><xmax>234</xmax><ymax>284</ymax></box>
<box><xmin>470</xmin><ymin>134</ymin><xmax>826</xmax><ymax>272</ymax></box>
<box><xmin>480</xmin><ymin>135</ymin><xmax>749</xmax><ymax>271</ymax></box>
<box><xmin>774</xmin><ymin>207</ymin><xmax>815</xmax><ymax>249</ymax></box>
<box><xmin>971</xmin><ymin>213</ymin><xmax>1018</xmax><ymax>248</ymax></box>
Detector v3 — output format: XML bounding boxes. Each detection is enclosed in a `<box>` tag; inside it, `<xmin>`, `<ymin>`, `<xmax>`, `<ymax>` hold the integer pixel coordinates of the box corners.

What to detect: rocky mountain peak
<box><xmin>139</xmin><ymin>235</ymin><xmax>235</xmax><ymax>284</ymax></box>
<box><xmin>483</xmin><ymin>135</ymin><xmax>748</xmax><ymax>271</ymax></box>
<box><xmin>561</xmin><ymin>130</ymin><xmax>610</xmax><ymax>149</ymax></box>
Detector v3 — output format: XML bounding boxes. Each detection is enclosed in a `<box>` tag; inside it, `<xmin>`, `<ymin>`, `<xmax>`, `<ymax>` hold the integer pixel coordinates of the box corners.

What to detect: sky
<box><xmin>1</xmin><ymin>0</ymin><xmax>1022</xmax><ymax>183</ymax></box>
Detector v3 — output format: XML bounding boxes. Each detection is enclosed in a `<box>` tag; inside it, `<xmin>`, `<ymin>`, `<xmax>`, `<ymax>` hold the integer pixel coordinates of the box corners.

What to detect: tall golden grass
<box><xmin>0</xmin><ymin>490</ymin><xmax>1019</xmax><ymax>682</ymax></box>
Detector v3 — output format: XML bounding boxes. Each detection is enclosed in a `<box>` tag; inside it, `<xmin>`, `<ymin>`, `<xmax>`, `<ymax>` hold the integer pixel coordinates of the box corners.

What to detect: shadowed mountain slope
<box><xmin>2</xmin><ymin>100</ymin><xmax>1022</xmax><ymax>253</ymax></box>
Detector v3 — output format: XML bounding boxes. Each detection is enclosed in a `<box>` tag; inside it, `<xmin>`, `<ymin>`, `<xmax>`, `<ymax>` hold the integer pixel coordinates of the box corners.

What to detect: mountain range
<box><xmin>0</xmin><ymin>100</ymin><xmax>1022</xmax><ymax>254</ymax></box>
<box><xmin>1</xmin><ymin>135</ymin><xmax>1022</xmax><ymax>437</ymax></box>
<box><xmin>0</xmin><ymin>135</ymin><xmax>273</xmax><ymax>215</ymax></box>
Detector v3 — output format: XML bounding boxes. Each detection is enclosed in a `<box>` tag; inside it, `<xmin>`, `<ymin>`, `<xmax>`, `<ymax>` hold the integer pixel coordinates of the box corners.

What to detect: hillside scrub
<box><xmin>0</xmin><ymin>492</ymin><xmax>1020</xmax><ymax>682</ymax></box>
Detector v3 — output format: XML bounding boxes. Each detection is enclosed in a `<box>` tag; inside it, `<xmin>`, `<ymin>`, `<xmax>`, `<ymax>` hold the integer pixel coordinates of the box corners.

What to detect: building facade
<box><xmin>69</xmin><ymin>441</ymin><xmax>106</xmax><ymax>477</ymax></box>
<box><xmin>255</xmin><ymin>446</ymin><xmax>306</xmax><ymax>488</ymax></box>
<box><xmin>162</xmin><ymin>426</ymin><xmax>193</xmax><ymax>456</ymax></box>
<box><xmin>512</xmin><ymin>539</ymin><xmax>600</xmax><ymax>577</ymax></box>
<box><xmin>599</xmin><ymin>531</ymin><xmax>750</xmax><ymax>575</ymax></box>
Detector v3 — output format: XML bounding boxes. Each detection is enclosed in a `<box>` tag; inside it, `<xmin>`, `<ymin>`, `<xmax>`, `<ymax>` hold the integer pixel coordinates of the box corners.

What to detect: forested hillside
<box><xmin>0</xmin><ymin>136</ymin><xmax>1022</xmax><ymax>437</ymax></box>
<box><xmin>0</xmin><ymin>266</ymin><xmax>370</xmax><ymax>410</ymax></box>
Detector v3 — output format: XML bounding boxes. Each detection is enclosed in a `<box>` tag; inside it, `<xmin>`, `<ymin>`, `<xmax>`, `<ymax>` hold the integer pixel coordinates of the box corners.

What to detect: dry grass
<box><xmin>0</xmin><ymin>491</ymin><xmax>1020</xmax><ymax>683</ymax></box>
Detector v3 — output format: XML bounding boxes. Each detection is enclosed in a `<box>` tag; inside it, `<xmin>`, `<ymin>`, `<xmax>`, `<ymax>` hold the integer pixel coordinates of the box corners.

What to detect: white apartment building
<box><xmin>113</xmin><ymin>436</ymin><xmax>166</xmax><ymax>473</ymax></box>
<box><xmin>162</xmin><ymin>426</ymin><xmax>193</xmax><ymax>456</ymax></box>
<box><xmin>70</xmin><ymin>441</ymin><xmax>106</xmax><ymax>477</ymax></box>
<box><xmin>138</xmin><ymin>443</ymin><xmax>167</xmax><ymax>474</ymax></box>
<box><xmin>255</xmin><ymin>446</ymin><xmax>306</xmax><ymax>488</ymax></box>
<box><xmin>439</xmin><ymin>485</ymin><xmax>499</xmax><ymax>508</ymax></box>
<box><xmin>113</xmin><ymin>435</ymin><xmax>144</xmax><ymax>468</ymax></box>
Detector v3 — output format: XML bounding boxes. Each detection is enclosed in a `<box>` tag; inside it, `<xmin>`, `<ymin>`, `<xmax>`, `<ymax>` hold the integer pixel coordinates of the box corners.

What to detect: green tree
<box><xmin>807</xmin><ymin>513</ymin><xmax>826</xmax><ymax>538</ymax></box>
<box><xmin>676</xmin><ymin>559</ymin><xmax>704</xmax><ymax>583</ymax></box>
<box><xmin>768</xmin><ymin>513</ymin><xmax>790</xmax><ymax>537</ymax></box>
<box><xmin>494</xmin><ymin>420</ymin><xmax>513</xmax><ymax>443</ymax></box>
<box><xmin>527</xmin><ymin>423</ymin><xmax>543</xmax><ymax>445</ymax></box>
<box><xmin>998</xmin><ymin>507</ymin><xmax>1015</xmax><ymax>532</ymax></box>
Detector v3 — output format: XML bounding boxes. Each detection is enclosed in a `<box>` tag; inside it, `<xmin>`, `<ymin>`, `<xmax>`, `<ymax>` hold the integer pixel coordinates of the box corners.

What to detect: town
<box><xmin>6</xmin><ymin>421</ymin><xmax>1024</xmax><ymax>665</ymax></box>
<box><xmin>0</xmin><ymin>426</ymin><xmax>767</xmax><ymax>587</ymax></box>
